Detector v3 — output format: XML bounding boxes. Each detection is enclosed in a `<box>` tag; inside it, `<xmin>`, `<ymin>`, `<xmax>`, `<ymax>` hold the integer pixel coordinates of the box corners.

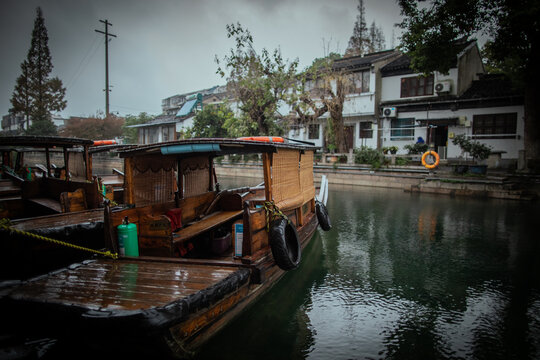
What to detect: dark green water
<box><xmin>194</xmin><ymin>184</ymin><xmax>540</xmax><ymax>360</ymax></box>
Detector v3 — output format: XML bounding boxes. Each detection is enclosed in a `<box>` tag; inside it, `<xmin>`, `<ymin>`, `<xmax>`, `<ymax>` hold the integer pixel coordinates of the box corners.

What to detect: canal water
<box><xmin>193</xmin><ymin>183</ymin><xmax>540</xmax><ymax>360</ymax></box>
<box><xmin>17</xmin><ymin>181</ymin><xmax>540</xmax><ymax>359</ymax></box>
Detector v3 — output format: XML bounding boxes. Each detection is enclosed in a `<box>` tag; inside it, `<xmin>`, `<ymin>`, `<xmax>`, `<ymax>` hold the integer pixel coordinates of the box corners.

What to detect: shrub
<box><xmin>404</xmin><ymin>143</ymin><xmax>428</xmax><ymax>154</ymax></box>
<box><xmin>354</xmin><ymin>146</ymin><xmax>386</xmax><ymax>168</ymax></box>
<box><xmin>452</xmin><ymin>134</ymin><xmax>491</xmax><ymax>160</ymax></box>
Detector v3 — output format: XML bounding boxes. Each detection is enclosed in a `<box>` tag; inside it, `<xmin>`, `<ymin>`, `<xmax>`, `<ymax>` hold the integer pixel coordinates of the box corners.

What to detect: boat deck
<box><xmin>11</xmin><ymin>208</ymin><xmax>104</xmax><ymax>231</ymax></box>
<box><xmin>8</xmin><ymin>259</ymin><xmax>245</xmax><ymax>312</ymax></box>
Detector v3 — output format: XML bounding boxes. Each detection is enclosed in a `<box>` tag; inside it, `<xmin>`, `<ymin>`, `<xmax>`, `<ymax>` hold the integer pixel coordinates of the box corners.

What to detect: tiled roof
<box><xmin>380</xmin><ymin>54</ymin><xmax>413</xmax><ymax>76</ymax></box>
<box><xmin>381</xmin><ymin>39</ymin><xmax>477</xmax><ymax>77</ymax></box>
<box><xmin>460</xmin><ymin>74</ymin><xmax>522</xmax><ymax>99</ymax></box>
<box><xmin>332</xmin><ymin>50</ymin><xmax>399</xmax><ymax>71</ymax></box>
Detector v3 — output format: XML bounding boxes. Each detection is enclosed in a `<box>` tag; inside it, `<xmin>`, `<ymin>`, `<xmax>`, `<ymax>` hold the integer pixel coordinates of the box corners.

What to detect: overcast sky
<box><xmin>0</xmin><ymin>0</ymin><xmax>403</xmax><ymax>119</ymax></box>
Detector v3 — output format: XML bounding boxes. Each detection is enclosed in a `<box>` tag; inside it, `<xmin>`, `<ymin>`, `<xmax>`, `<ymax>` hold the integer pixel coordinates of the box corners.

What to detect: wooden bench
<box><xmin>173</xmin><ymin>210</ymin><xmax>243</xmax><ymax>244</ymax></box>
<box><xmin>27</xmin><ymin>197</ymin><xmax>62</xmax><ymax>213</ymax></box>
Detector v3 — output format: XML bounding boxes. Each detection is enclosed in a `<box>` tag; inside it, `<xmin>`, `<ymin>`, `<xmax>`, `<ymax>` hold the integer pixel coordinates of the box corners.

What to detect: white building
<box><xmin>379</xmin><ymin>42</ymin><xmax>524</xmax><ymax>162</ymax></box>
<box><xmin>286</xmin><ymin>50</ymin><xmax>401</xmax><ymax>150</ymax></box>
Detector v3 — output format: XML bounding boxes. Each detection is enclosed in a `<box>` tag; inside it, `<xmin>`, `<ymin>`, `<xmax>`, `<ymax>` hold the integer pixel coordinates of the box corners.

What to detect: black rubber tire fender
<box><xmin>316</xmin><ymin>201</ymin><xmax>331</xmax><ymax>231</ymax></box>
<box><xmin>269</xmin><ymin>217</ymin><xmax>301</xmax><ymax>271</ymax></box>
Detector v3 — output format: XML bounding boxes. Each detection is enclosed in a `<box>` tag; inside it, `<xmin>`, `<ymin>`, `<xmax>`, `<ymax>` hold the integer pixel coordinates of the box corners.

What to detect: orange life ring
<box><xmin>237</xmin><ymin>136</ymin><xmax>284</xmax><ymax>143</ymax></box>
<box><xmin>421</xmin><ymin>150</ymin><xmax>440</xmax><ymax>169</ymax></box>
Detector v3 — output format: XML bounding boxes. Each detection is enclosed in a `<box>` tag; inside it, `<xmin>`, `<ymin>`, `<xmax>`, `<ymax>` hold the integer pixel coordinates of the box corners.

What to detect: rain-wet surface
<box><xmin>4</xmin><ymin>181</ymin><xmax>540</xmax><ymax>359</ymax></box>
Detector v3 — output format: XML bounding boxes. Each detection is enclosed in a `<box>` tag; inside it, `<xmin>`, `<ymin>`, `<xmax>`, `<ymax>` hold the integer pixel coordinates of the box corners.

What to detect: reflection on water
<box><xmin>196</xmin><ymin>183</ymin><xmax>540</xmax><ymax>360</ymax></box>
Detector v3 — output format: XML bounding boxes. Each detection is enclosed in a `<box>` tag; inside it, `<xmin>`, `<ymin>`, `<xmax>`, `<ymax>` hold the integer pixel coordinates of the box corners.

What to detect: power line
<box><xmin>95</xmin><ymin>19</ymin><xmax>116</xmax><ymax>118</ymax></box>
<box><xmin>66</xmin><ymin>33</ymin><xmax>102</xmax><ymax>89</ymax></box>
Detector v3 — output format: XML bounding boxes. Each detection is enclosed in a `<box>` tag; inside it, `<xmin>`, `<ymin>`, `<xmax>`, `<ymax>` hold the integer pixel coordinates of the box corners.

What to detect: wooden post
<box><xmin>262</xmin><ymin>152</ymin><xmax>272</xmax><ymax>202</ymax></box>
<box><xmin>124</xmin><ymin>157</ymin><xmax>134</xmax><ymax>205</ymax></box>
<box><xmin>84</xmin><ymin>145</ymin><xmax>92</xmax><ymax>181</ymax></box>
<box><xmin>63</xmin><ymin>147</ymin><xmax>70</xmax><ymax>181</ymax></box>
<box><xmin>45</xmin><ymin>147</ymin><xmax>51</xmax><ymax>177</ymax></box>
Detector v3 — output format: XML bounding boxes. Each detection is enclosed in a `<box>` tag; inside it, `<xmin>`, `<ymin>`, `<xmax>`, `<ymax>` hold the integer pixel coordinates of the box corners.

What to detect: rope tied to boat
<box><xmin>263</xmin><ymin>201</ymin><xmax>289</xmax><ymax>232</ymax></box>
<box><xmin>0</xmin><ymin>218</ymin><xmax>118</xmax><ymax>260</ymax></box>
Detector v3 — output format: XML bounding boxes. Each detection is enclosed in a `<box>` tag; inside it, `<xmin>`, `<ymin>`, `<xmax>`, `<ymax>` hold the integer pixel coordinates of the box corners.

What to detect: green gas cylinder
<box><xmin>117</xmin><ymin>216</ymin><xmax>139</xmax><ymax>257</ymax></box>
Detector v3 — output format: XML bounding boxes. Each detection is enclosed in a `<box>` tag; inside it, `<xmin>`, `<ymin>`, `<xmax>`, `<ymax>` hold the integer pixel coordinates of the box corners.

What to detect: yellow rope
<box><xmin>263</xmin><ymin>201</ymin><xmax>289</xmax><ymax>232</ymax></box>
<box><xmin>0</xmin><ymin>218</ymin><xmax>118</xmax><ymax>260</ymax></box>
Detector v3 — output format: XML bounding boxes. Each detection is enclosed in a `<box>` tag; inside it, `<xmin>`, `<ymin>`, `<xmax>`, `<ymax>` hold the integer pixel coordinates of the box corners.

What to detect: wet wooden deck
<box><xmin>8</xmin><ymin>259</ymin><xmax>241</xmax><ymax>311</ymax></box>
<box><xmin>11</xmin><ymin>208</ymin><xmax>104</xmax><ymax>231</ymax></box>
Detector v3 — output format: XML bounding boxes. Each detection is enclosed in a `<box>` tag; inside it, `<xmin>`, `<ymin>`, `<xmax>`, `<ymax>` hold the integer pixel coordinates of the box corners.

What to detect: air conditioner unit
<box><xmin>383</xmin><ymin>107</ymin><xmax>397</xmax><ymax>118</ymax></box>
<box><xmin>435</xmin><ymin>80</ymin><xmax>451</xmax><ymax>94</ymax></box>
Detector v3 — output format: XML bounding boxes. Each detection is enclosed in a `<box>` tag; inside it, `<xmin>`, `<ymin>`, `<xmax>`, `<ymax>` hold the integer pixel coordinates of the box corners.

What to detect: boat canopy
<box><xmin>117</xmin><ymin>138</ymin><xmax>318</xmax><ymax>158</ymax></box>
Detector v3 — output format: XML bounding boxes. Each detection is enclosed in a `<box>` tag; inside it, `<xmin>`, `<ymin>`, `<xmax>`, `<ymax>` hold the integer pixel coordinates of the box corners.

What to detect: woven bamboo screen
<box><xmin>132</xmin><ymin>155</ymin><xmax>176</xmax><ymax>207</ymax></box>
<box><xmin>181</xmin><ymin>155</ymin><xmax>210</xmax><ymax>198</ymax></box>
<box><xmin>300</xmin><ymin>150</ymin><xmax>315</xmax><ymax>204</ymax></box>
<box><xmin>68</xmin><ymin>152</ymin><xmax>86</xmax><ymax>180</ymax></box>
<box><xmin>272</xmin><ymin>149</ymin><xmax>303</xmax><ymax>210</ymax></box>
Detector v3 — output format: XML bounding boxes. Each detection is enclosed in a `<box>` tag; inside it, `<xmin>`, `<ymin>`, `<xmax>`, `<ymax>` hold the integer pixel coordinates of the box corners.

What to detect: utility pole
<box><xmin>95</xmin><ymin>19</ymin><xmax>116</xmax><ymax>118</ymax></box>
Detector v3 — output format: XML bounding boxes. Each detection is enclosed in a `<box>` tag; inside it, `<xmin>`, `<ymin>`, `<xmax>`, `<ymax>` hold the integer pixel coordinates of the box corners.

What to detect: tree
<box><xmin>60</xmin><ymin>116</ymin><xmax>123</xmax><ymax>140</ymax></box>
<box><xmin>345</xmin><ymin>0</ymin><xmax>370</xmax><ymax>56</ymax></box>
<box><xmin>122</xmin><ymin>112</ymin><xmax>153</xmax><ymax>144</ymax></box>
<box><xmin>368</xmin><ymin>21</ymin><xmax>386</xmax><ymax>53</ymax></box>
<box><xmin>398</xmin><ymin>0</ymin><xmax>540</xmax><ymax>169</ymax></box>
<box><xmin>187</xmin><ymin>104</ymin><xmax>235</xmax><ymax>138</ymax></box>
<box><xmin>10</xmin><ymin>61</ymin><xmax>32</xmax><ymax>131</ymax></box>
<box><xmin>216</xmin><ymin>22</ymin><xmax>298</xmax><ymax>135</ymax></box>
<box><xmin>289</xmin><ymin>54</ymin><xmax>350</xmax><ymax>153</ymax></box>
<box><xmin>10</xmin><ymin>7</ymin><xmax>67</xmax><ymax>135</ymax></box>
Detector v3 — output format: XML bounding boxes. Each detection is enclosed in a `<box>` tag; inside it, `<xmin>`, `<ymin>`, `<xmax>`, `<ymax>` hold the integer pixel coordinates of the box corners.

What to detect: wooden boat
<box><xmin>1</xmin><ymin>138</ymin><xmax>331</xmax><ymax>357</ymax></box>
<box><xmin>0</xmin><ymin>136</ymin><xmax>134</xmax><ymax>280</ymax></box>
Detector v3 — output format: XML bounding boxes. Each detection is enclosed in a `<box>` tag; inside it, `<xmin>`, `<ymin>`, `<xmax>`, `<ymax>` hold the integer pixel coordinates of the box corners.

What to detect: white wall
<box><xmin>381</xmin><ymin>68</ymin><xmax>459</xmax><ymax>102</ymax></box>
<box><xmin>381</xmin><ymin>105</ymin><xmax>524</xmax><ymax>158</ymax></box>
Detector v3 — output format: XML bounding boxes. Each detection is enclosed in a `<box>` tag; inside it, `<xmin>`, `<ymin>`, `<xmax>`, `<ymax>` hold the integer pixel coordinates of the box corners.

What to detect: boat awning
<box><xmin>176</xmin><ymin>99</ymin><xmax>197</xmax><ymax>117</ymax></box>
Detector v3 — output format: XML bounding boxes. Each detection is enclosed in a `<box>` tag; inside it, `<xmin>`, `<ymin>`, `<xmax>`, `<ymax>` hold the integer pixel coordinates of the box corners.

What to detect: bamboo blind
<box><xmin>132</xmin><ymin>155</ymin><xmax>176</xmax><ymax>207</ymax></box>
<box><xmin>68</xmin><ymin>152</ymin><xmax>86</xmax><ymax>180</ymax></box>
<box><xmin>300</xmin><ymin>150</ymin><xmax>315</xmax><ymax>204</ymax></box>
<box><xmin>272</xmin><ymin>149</ymin><xmax>303</xmax><ymax>210</ymax></box>
<box><xmin>181</xmin><ymin>155</ymin><xmax>210</xmax><ymax>198</ymax></box>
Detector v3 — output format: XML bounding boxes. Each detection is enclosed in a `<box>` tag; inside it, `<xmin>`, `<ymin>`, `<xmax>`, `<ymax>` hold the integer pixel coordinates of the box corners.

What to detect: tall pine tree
<box><xmin>345</xmin><ymin>0</ymin><xmax>370</xmax><ymax>57</ymax></box>
<box><xmin>10</xmin><ymin>7</ymin><xmax>66</xmax><ymax>135</ymax></box>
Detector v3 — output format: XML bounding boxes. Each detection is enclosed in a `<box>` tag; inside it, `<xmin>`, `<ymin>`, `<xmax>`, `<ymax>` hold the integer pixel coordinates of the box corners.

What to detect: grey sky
<box><xmin>0</xmin><ymin>0</ymin><xmax>403</xmax><ymax>119</ymax></box>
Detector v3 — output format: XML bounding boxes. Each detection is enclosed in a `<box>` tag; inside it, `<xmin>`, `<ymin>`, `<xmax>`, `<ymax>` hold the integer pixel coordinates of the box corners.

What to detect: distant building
<box><xmin>132</xmin><ymin>85</ymin><xmax>230</xmax><ymax>144</ymax></box>
<box><xmin>1</xmin><ymin>113</ymin><xmax>68</xmax><ymax>133</ymax></box>
<box><xmin>1</xmin><ymin>113</ymin><xmax>25</xmax><ymax>133</ymax></box>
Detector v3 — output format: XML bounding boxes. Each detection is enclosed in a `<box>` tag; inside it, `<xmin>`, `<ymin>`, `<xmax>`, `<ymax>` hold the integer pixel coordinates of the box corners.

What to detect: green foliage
<box><xmin>404</xmin><ymin>142</ymin><xmax>428</xmax><ymax>154</ymax></box>
<box><xmin>186</xmin><ymin>104</ymin><xmax>234</xmax><ymax>138</ymax></box>
<box><xmin>354</xmin><ymin>146</ymin><xmax>385</xmax><ymax>168</ymax></box>
<box><xmin>122</xmin><ymin>113</ymin><xmax>153</xmax><ymax>144</ymax></box>
<box><xmin>452</xmin><ymin>134</ymin><xmax>492</xmax><ymax>160</ymax></box>
<box><xmin>395</xmin><ymin>157</ymin><xmax>410</xmax><ymax>166</ymax></box>
<box><xmin>398</xmin><ymin>0</ymin><xmax>485</xmax><ymax>75</ymax></box>
<box><xmin>25</xmin><ymin>118</ymin><xmax>57</xmax><ymax>136</ymax></box>
<box><xmin>10</xmin><ymin>7</ymin><xmax>66</xmax><ymax>134</ymax></box>
<box><xmin>383</xmin><ymin>146</ymin><xmax>399</xmax><ymax>154</ymax></box>
<box><xmin>216</xmin><ymin>23</ymin><xmax>298</xmax><ymax>135</ymax></box>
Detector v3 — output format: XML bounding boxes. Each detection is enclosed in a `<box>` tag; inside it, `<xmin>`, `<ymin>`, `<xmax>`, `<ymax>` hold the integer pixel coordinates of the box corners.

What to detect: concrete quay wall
<box><xmin>215</xmin><ymin>163</ymin><xmax>537</xmax><ymax>201</ymax></box>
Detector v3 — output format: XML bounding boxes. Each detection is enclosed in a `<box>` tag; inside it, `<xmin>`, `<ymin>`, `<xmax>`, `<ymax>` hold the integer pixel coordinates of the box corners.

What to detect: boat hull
<box><xmin>2</xmin><ymin>213</ymin><xmax>319</xmax><ymax>358</ymax></box>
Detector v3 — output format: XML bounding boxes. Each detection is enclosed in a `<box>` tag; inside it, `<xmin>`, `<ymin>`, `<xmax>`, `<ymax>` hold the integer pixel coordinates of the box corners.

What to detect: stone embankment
<box><xmin>215</xmin><ymin>162</ymin><xmax>539</xmax><ymax>201</ymax></box>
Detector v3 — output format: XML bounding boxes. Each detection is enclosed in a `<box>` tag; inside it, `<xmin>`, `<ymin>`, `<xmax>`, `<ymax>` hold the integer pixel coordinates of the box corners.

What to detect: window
<box><xmin>473</xmin><ymin>113</ymin><xmax>517</xmax><ymax>139</ymax></box>
<box><xmin>391</xmin><ymin>118</ymin><xmax>415</xmax><ymax>140</ymax></box>
<box><xmin>348</xmin><ymin>70</ymin><xmax>370</xmax><ymax>94</ymax></box>
<box><xmin>359</xmin><ymin>122</ymin><xmax>373</xmax><ymax>138</ymax></box>
<box><xmin>400</xmin><ymin>75</ymin><xmax>434</xmax><ymax>98</ymax></box>
<box><xmin>308</xmin><ymin>124</ymin><xmax>320</xmax><ymax>139</ymax></box>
